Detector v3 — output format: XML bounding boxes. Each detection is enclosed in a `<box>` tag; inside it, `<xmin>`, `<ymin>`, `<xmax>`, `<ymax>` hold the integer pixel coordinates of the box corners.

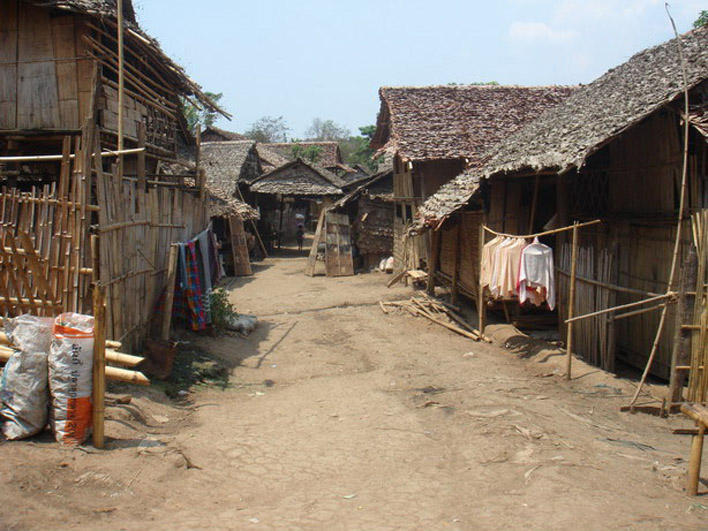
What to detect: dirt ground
<box><xmin>1</xmin><ymin>254</ymin><xmax>707</xmax><ymax>530</ymax></box>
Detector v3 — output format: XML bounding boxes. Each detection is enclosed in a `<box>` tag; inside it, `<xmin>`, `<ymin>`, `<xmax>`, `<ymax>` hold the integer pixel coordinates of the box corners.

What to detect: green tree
<box><xmin>244</xmin><ymin>116</ymin><xmax>290</xmax><ymax>143</ymax></box>
<box><xmin>339</xmin><ymin>125</ymin><xmax>378</xmax><ymax>173</ymax></box>
<box><xmin>305</xmin><ymin>118</ymin><xmax>350</xmax><ymax>141</ymax></box>
<box><xmin>291</xmin><ymin>144</ymin><xmax>323</xmax><ymax>163</ymax></box>
<box><xmin>694</xmin><ymin>10</ymin><xmax>708</xmax><ymax>28</ymax></box>
<box><xmin>181</xmin><ymin>91</ymin><xmax>223</xmax><ymax>134</ymax></box>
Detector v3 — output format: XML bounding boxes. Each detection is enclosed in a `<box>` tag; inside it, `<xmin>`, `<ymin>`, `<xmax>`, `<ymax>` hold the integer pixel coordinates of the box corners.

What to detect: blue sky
<box><xmin>135</xmin><ymin>0</ymin><xmax>704</xmax><ymax>138</ymax></box>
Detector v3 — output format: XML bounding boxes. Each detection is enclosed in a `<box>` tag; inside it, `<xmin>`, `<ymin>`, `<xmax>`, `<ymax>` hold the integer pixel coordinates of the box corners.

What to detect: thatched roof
<box><xmin>370</xmin><ymin>84</ymin><xmax>576</xmax><ymax>164</ymax></box>
<box><xmin>250</xmin><ymin>158</ymin><xmax>344</xmax><ymax>196</ymax></box>
<box><xmin>206</xmin><ymin>184</ymin><xmax>259</xmax><ymax>220</ymax></box>
<box><xmin>201</xmin><ymin>126</ymin><xmax>248</xmax><ymax>142</ymax></box>
<box><xmin>332</xmin><ymin>169</ymin><xmax>393</xmax><ymax>210</ymax></box>
<box><xmin>201</xmin><ymin>141</ymin><xmax>261</xmax><ymax>189</ymax></box>
<box><xmin>26</xmin><ymin>0</ymin><xmax>226</xmax><ymax>117</ymax></box>
<box><xmin>255</xmin><ymin>143</ymin><xmax>292</xmax><ymax>173</ymax></box>
<box><xmin>481</xmin><ymin>25</ymin><xmax>708</xmax><ymax>177</ymax></box>
<box><xmin>415</xmin><ymin>26</ymin><xmax>708</xmax><ymax>229</ymax></box>
<box><xmin>261</xmin><ymin>142</ymin><xmax>343</xmax><ymax>168</ymax></box>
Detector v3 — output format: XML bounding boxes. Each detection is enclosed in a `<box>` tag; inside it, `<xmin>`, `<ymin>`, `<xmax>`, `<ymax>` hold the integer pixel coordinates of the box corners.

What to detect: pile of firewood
<box><xmin>379</xmin><ymin>294</ymin><xmax>490</xmax><ymax>342</ymax></box>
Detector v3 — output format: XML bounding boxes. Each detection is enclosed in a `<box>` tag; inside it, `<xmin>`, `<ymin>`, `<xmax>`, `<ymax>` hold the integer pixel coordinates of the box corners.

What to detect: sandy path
<box><xmin>0</xmin><ymin>255</ymin><xmax>706</xmax><ymax>530</ymax></box>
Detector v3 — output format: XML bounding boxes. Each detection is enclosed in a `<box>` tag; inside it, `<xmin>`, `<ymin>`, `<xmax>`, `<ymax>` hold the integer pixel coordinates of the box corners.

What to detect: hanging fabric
<box><xmin>517</xmin><ymin>237</ymin><xmax>556</xmax><ymax>310</ymax></box>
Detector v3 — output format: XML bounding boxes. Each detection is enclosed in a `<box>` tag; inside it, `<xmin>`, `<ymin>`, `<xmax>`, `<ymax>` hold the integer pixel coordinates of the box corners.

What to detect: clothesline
<box><xmin>482</xmin><ymin>219</ymin><xmax>602</xmax><ymax>240</ymax></box>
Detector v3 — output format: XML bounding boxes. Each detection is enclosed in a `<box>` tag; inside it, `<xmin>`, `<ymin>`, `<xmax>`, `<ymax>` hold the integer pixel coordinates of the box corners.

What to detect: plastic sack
<box><xmin>49</xmin><ymin>313</ymin><xmax>94</xmax><ymax>446</ymax></box>
<box><xmin>225</xmin><ymin>314</ymin><xmax>258</xmax><ymax>336</ymax></box>
<box><xmin>0</xmin><ymin>315</ymin><xmax>53</xmax><ymax>440</ymax></box>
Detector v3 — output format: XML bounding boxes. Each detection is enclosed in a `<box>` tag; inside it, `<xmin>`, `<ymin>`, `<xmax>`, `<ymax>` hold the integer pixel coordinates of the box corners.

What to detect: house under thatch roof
<box><xmin>201</xmin><ymin>126</ymin><xmax>248</xmax><ymax>142</ymax></box>
<box><xmin>250</xmin><ymin>158</ymin><xmax>345</xmax><ymax>196</ymax></box>
<box><xmin>255</xmin><ymin>143</ymin><xmax>292</xmax><ymax>173</ymax></box>
<box><xmin>201</xmin><ymin>141</ymin><xmax>262</xmax><ymax>189</ymax></box>
<box><xmin>370</xmin><ymin>84</ymin><xmax>577</xmax><ymax>166</ymax></box>
<box><xmin>261</xmin><ymin>142</ymin><xmax>343</xmax><ymax>169</ymax></box>
<box><xmin>206</xmin><ymin>184</ymin><xmax>259</xmax><ymax>220</ymax></box>
<box><xmin>417</xmin><ymin>25</ymin><xmax>708</xmax><ymax>227</ymax></box>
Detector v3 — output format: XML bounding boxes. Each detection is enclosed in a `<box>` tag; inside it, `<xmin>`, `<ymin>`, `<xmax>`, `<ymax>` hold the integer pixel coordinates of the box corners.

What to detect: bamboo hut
<box><xmin>369</xmin><ymin>84</ymin><xmax>576</xmax><ymax>272</ymax></box>
<box><xmin>416</xmin><ymin>25</ymin><xmax>708</xmax><ymax>382</ymax></box>
<box><xmin>200</xmin><ymin>140</ymin><xmax>262</xmax><ymax>273</ymax></box>
<box><xmin>249</xmin><ymin>158</ymin><xmax>344</xmax><ymax>246</ymax></box>
<box><xmin>331</xmin><ymin>166</ymin><xmax>394</xmax><ymax>269</ymax></box>
<box><xmin>0</xmin><ymin>0</ymin><xmax>226</xmax><ymax>350</ymax></box>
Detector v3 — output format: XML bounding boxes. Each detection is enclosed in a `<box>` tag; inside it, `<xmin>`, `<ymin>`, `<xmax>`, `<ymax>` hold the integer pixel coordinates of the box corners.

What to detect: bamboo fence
<box><xmin>0</xmin><ymin>132</ymin><xmax>209</xmax><ymax>352</ymax></box>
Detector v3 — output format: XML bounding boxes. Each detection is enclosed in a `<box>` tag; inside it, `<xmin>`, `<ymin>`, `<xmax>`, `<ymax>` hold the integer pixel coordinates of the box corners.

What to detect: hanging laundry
<box><xmin>173</xmin><ymin>241</ymin><xmax>207</xmax><ymax>331</ymax></box>
<box><xmin>517</xmin><ymin>237</ymin><xmax>555</xmax><ymax>310</ymax></box>
<box><xmin>481</xmin><ymin>236</ymin><xmax>527</xmax><ymax>299</ymax></box>
<box><xmin>196</xmin><ymin>230</ymin><xmax>213</xmax><ymax>324</ymax></box>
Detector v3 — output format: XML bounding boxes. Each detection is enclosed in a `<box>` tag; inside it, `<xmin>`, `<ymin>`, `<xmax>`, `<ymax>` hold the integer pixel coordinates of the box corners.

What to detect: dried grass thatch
<box><xmin>249</xmin><ymin>158</ymin><xmax>344</xmax><ymax>196</ymax></box>
<box><xmin>371</xmin><ymin>84</ymin><xmax>576</xmax><ymax>164</ymax></box>
<box><xmin>416</xmin><ymin>25</ymin><xmax>708</xmax><ymax>228</ymax></box>
<box><xmin>201</xmin><ymin>141</ymin><xmax>262</xmax><ymax>188</ymax></box>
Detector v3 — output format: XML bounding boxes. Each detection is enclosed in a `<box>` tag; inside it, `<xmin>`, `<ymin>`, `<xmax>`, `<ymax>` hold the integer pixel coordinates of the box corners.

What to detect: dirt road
<box><xmin>0</xmin><ymin>255</ymin><xmax>706</xmax><ymax>530</ymax></box>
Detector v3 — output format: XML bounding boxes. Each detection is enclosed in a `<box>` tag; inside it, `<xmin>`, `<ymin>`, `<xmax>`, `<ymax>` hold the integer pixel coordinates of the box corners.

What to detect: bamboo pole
<box><xmin>565</xmin><ymin>293</ymin><xmax>674</xmax><ymax>324</ymax></box>
<box><xmin>688</xmin><ymin>424</ymin><xmax>705</xmax><ymax>495</ymax></box>
<box><xmin>482</xmin><ymin>219</ymin><xmax>602</xmax><ymax>240</ymax></box>
<box><xmin>0</xmin><ymin>148</ymin><xmax>145</xmax><ymax>163</ymax></box>
<box><xmin>117</xmin><ymin>0</ymin><xmax>125</xmax><ymax>177</ymax></box>
<box><xmin>566</xmin><ymin>222</ymin><xmax>579</xmax><ymax>380</ymax></box>
<box><xmin>477</xmin><ymin>222</ymin><xmax>486</xmax><ymax>335</ymax></box>
<box><xmin>92</xmin><ymin>284</ymin><xmax>106</xmax><ymax>449</ymax></box>
<box><xmin>629</xmin><ymin>6</ymin><xmax>691</xmax><ymax>409</ymax></box>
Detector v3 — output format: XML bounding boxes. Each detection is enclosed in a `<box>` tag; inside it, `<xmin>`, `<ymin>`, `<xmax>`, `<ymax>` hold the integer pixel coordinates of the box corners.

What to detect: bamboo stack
<box><xmin>687</xmin><ymin>209</ymin><xmax>708</xmax><ymax>402</ymax></box>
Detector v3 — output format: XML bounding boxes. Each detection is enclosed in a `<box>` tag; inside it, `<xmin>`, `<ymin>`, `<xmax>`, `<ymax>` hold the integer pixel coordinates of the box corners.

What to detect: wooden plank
<box><xmin>0</xmin><ymin>0</ymin><xmax>18</xmax><ymax>129</ymax></box>
<box><xmin>16</xmin><ymin>3</ymin><xmax>60</xmax><ymax>129</ymax></box>
<box><xmin>305</xmin><ymin>208</ymin><xmax>326</xmax><ymax>277</ymax></box>
<box><xmin>324</xmin><ymin>212</ymin><xmax>354</xmax><ymax>277</ymax></box>
<box><xmin>51</xmin><ymin>14</ymin><xmax>79</xmax><ymax>128</ymax></box>
<box><xmin>229</xmin><ymin>215</ymin><xmax>252</xmax><ymax>276</ymax></box>
<box><xmin>92</xmin><ymin>284</ymin><xmax>106</xmax><ymax>449</ymax></box>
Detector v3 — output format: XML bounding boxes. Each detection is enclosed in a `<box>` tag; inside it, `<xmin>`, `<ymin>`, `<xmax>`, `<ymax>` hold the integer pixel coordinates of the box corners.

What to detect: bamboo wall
<box><xmin>96</xmin><ymin>166</ymin><xmax>207</xmax><ymax>351</ymax></box>
<box><xmin>438</xmin><ymin>211</ymin><xmax>483</xmax><ymax>299</ymax></box>
<box><xmin>0</xmin><ymin>0</ymin><xmax>94</xmax><ymax>130</ymax></box>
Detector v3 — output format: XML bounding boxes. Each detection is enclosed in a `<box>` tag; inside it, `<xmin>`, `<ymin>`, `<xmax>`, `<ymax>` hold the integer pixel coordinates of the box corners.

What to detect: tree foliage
<box><xmin>291</xmin><ymin>144</ymin><xmax>322</xmax><ymax>163</ymax></box>
<box><xmin>339</xmin><ymin>125</ymin><xmax>378</xmax><ymax>173</ymax></box>
<box><xmin>305</xmin><ymin>118</ymin><xmax>350</xmax><ymax>141</ymax></box>
<box><xmin>181</xmin><ymin>91</ymin><xmax>223</xmax><ymax>134</ymax></box>
<box><xmin>695</xmin><ymin>10</ymin><xmax>708</xmax><ymax>28</ymax></box>
<box><xmin>244</xmin><ymin>116</ymin><xmax>290</xmax><ymax>143</ymax></box>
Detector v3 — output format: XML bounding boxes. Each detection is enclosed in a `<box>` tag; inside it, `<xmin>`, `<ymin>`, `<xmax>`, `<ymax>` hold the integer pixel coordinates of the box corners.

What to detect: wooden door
<box><xmin>325</xmin><ymin>212</ymin><xmax>354</xmax><ymax>277</ymax></box>
<box><xmin>229</xmin><ymin>215</ymin><xmax>252</xmax><ymax>276</ymax></box>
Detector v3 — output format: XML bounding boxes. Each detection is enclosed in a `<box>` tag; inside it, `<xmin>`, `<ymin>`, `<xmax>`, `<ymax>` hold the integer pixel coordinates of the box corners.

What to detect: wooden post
<box><xmin>137</xmin><ymin>122</ymin><xmax>146</xmax><ymax>192</ymax></box>
<box><xmin>451</xmin><ymin>221</ymin><xmax>461</xmax><ymax>306</ymax></box>
<box><xmin>688</xmin><ymin>425</ymin><xmax>705</xmax><ymax>495</ymax></box>
<box><xmin>528</xmin><ymin>174</ymin><xmax>540</xmax><ymax>234</ymax></box>
<box><xmin>92</xmin><ymin>283</ymin><xmax>106</xmax><ymax>449</ymax></box>
<box><xmin>477</xmin><ymin>223</ymin><xmax>486</xmax><ymax>335</ymax></box>
<box><xmin>161</xmin><ymin>244</ymin><xmax>179</xmax><ymax>341</ymax></box>
<box><xmin>277</xmin><ymin>196</ymin><xmax>285</xmax><ymax>249</ymax></box>
<box><xmin>427</xmin><ymin>229</ymin><xmax>441</xmax><ymax>295</ymax></box>
<box><xmin>566</xmin><ymin>221</ymin><xmax>580</xmax><ymax>380</ymax></box>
